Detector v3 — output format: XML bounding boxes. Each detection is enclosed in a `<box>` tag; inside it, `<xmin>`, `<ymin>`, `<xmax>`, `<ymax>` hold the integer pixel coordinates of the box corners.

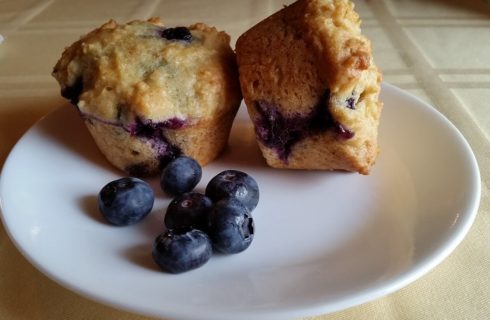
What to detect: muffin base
<box><xmin>84</xmin><ymin>110</ymin><xmax>238</xmax><ymax>176</ymax></box>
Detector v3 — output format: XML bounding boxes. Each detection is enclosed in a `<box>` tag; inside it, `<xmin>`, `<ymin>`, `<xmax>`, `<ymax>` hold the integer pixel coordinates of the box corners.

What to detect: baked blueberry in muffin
<box><xmin>53</xmin><ymin>18</ymin><xmax>242</xmax><ymax>176</ymax></box>
<box><xmin>236</xmin><ymin>0</ymin><xmax>383</xmax><ymax>174</ymax></box>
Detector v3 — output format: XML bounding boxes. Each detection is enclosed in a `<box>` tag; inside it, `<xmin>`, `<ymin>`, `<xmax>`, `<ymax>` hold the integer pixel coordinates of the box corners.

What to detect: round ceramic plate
<box><xmin>0</xmin><ymin>83</ymin><xmax>481</xmax><ymax>319</ymax></box>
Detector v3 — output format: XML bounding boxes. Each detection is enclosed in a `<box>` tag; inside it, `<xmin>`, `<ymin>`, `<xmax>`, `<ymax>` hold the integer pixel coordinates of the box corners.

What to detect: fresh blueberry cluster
<box><xmin>97</xmin><ymin>156</ymin><xmax>259</xmax><ymax>274</ymax></box>
<box><xmin>154</xmin><ymin>160</ymin><xmax>259</xmax><ymax>273</ymax></box>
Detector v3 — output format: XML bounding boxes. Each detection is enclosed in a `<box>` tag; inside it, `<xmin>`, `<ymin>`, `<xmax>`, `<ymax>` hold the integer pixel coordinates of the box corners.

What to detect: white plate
<box><xmin>0</xmin><ymin>83</ymin><xmax>480</xmax><ymax>320</ymax></box>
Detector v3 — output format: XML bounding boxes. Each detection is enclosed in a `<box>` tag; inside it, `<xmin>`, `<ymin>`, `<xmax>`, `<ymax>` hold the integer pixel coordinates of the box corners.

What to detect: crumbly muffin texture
<box><xmin>236</xmin><ymin>0</ymin><xmax>383</xmax><ymax>174</ymax></box>
<box><xmin>53</xmin><ymin>18</ymin><xmax>242</xmax><ymax>175</ymax></box>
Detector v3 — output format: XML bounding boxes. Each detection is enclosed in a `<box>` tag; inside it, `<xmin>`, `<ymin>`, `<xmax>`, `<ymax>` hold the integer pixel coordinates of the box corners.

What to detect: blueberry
<box><xmin>205</xmin><ymin>170</ymin><xmax>259</xmax><ymax>212</ymax></box>
<box><xmin>98</xmin><ymin>177</ymin><xmax>154</xmax><ymax>226</ymax></box>
<box><xmin>254</xmin><ymin>91</ymin><xmax>331</xmax><ymax>161</ymax></box>
<box><xmin>165</xmin><ymin>192</ymin><xmax>212</xmax><ymax>230</ymax></box>
<box><xmin>254</xmin><ymin>95</ymin><xmax>356</xmax><ymax>158</ymax></box>
<box><xmin>162</xmin><ymin>117</ymin><xmax>187</xmax><ymax>129</ymax></box>
<box><xmin>124</xmin><ymin>163</ymin><xmax>153</xmax><ymax>177</ymax></box>
<box><xmin>346</xmin><ymin>97</ymin><xmax>356</xmax><ymax>109</ymax></box>
<box><xmin>207</xmin><ymin>198</ymin><xmax>254</xmax><ymax>254</ymax></box>
<box><xmin>334</xmin><ymin>123</ymin><xmax>355</xmax><ymax>140</ymax></box>
<box><xmin>126</xmin><ymin>118</ymin><xmax>183</xmax><ymax>175</ymax></box>
<box><xmin>160</xmin><ymin>156</ymin><xmax>202</xmax><ymax>196</ymax></box>
<box><xmin>161</xmin><ymin>27</ymin><xmax>192</xmax><ymax>42</ymax></box>
<box><xmin>152</xmin><ymin>228</ymin><xmax>212</xmax><ymax>273</ymax></box>
<box><xmin>61</xmin><ymin>76</ymin><xmax>83</xmax><ymax>105</ymax></box>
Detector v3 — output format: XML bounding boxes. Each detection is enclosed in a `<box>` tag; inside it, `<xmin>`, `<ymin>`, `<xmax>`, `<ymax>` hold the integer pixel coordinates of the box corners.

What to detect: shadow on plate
<box><xmin>215</xmin><ymin>120</ymin><xmax>268</xmax><ymax>170</ymax></box>
<box><xmin>77</xmin><ymin>194</ymin><xmax>108</xmax><ymax>225</ymax></box>
<box><xmin>136</xmin><ymin>208</ymin><xmax>166</xmax><ymax>239</ymax></box>
<box><xmin>120</xmin><ymin>243</ymin><xmax>162</xmax><ymax>272</ymax></box>
<box><xmin>36</xmin><ymin>106</ymin><xmax>119</xmax><ymax>175</ymax></box>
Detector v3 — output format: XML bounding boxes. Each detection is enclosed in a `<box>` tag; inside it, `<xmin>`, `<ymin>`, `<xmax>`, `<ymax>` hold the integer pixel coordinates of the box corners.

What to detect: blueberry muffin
<box><xmin>236</xmin><ymin>0</ymin><xmax>382</xmax><ymax>174</ymax></box>
<box><xmin>53</xmin><ymin>18</ymin><xmax>242</xmax><ymax>176</ymax></box>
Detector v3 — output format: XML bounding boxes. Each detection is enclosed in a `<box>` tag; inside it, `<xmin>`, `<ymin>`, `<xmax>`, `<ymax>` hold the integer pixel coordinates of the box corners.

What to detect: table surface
<box><xmin>0</xmin><ymin>0</ymin><xmax>489</xmax><ymax>319</ymax></box>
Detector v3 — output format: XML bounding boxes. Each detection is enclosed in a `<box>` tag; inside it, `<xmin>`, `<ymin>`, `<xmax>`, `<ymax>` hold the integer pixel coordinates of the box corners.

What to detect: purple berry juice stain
<box><xmin>253</xmin><ymin>90</ymin><xmax>355</xmax><ymax>161</ymax></box>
